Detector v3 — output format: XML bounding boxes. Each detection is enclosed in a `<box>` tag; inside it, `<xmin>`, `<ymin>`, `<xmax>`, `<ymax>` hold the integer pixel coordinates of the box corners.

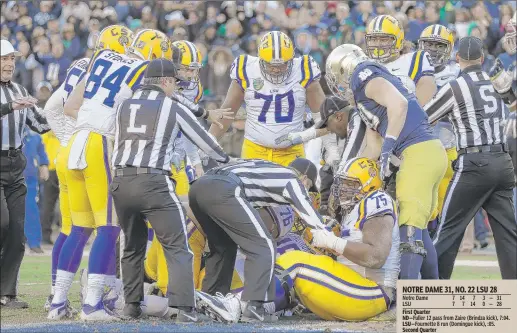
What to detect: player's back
<box><xmin>338</xmin><ymin>190</ymin><xmax>400</xmax><ymax>289</ymax></box>
<box><xmin>75</xmin><ymin>50</ymin><xmax>148</xmax><ymax>137</ymax></box>
<box><xmin>232</xmin><ymin>54</ymin><xmax>320</xmax><ymax>148</ymax></box>
<box><xmin>351</xmin><ymin>61</ymin><xmax>436</xmax><ymax>156</ymax></box>
<box><xmin>383</xmin><ymin>51</ymin><xmax>434</xmax><ymax>93</ymax></box>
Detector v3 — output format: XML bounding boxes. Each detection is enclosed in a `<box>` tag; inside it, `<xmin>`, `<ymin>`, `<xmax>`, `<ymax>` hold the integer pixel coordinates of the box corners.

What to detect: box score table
<box><xmin>397</xmin><ymin>280</ymin><xmax>517</xmax><ymax>333</ymax></box>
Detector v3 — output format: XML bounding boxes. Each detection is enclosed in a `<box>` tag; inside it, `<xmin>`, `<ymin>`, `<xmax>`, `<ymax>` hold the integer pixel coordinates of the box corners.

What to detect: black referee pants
<box><xmin>110</xmin><ymin>172</ymin><xmax>195</xmax><ymax>307</ymax></box>
<box><xmin>40</xmin><ymin>170</ymin><xmax>59</xmax><ymax>243</ymax></box>
<box><xmin>434</xmin><ymin>151</ymin><xmax>517</xmax><ymax>279</ymax></box>
<box><xmin>189</xmin><ymin>174</ymin><xmax>276</xmax><ymax>302</ymax></box>
<box><xmin>0</xmin><ymin>152</ymin><xmax>27</xmax><ymax>297</ymax></box>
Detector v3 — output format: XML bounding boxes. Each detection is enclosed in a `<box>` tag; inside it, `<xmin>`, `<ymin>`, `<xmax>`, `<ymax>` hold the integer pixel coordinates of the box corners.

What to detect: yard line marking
<box><xmin>454</xmin><ymin>260</ymin><xmax>499</xmax><ymax>267</ymax></box>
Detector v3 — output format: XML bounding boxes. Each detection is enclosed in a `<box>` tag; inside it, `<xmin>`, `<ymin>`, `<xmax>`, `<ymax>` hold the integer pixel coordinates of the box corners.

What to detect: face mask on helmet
<box><xmin>365</xmin><ymin>34</ymin><xmax>397</xmax><ymax>62</ymax></box>
<box><xmin>176</xmin><ymin>65</ymin><xmax>201</xmax><ymax>90</ymax></box>
<box><xmin>332</xmin><ymin>176</ymin><xmax>365</xmax><ymax>214</ymax></box>
<box><xmin>325</xmin><ymin>71</ymin><xmax>353</xmax><ymax>102</ymax></box>
<box><xmin>419</xmin><ymin>40</ymin><xmax>450</xmax><ymax>66</ymax></box>
<box><xmin>259</xmin><ymin>59</ymin><xmax>293</xmax><ymax>84</ymax></box>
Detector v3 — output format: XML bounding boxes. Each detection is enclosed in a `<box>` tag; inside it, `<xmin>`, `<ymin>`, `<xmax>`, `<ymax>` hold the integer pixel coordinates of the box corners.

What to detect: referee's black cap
<box><xmin>289</xmin><ymin>158</ymin><xmax>318</xmax><ymax>193</ymax></box>
<box><xmin>144</xmin><ymin>58</ymin><xmax>177</xmax><ymax>78</ymax></box>
<box><xmin>457</xmin><ymin>36</ymin><xmax>484</xmax><ymax>61</ymax></box>
<box><xmin>315</xmin><ymin>96</ymin><xmax>353</xmax><ymax>129</ymax></box>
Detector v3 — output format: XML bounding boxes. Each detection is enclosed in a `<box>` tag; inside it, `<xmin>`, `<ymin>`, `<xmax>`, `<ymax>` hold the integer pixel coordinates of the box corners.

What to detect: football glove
<box><xmin>275</xmin><ymin>127</ymin><xmax>317</xmax><ymax>146</ymax></box>
<box><xmin>379</xmin><ymin>136</ymin><xmax>397</xmax><ymax>181</ymax></box>
<box><xmin>310</xmin><ymin>228</ymin><xmax>347</xmax><ymax>254</ymax></box>
<box><xmin>489</xmin><ymin>58</ymin><xmax>513</xmax><ymax>94</ymax></box>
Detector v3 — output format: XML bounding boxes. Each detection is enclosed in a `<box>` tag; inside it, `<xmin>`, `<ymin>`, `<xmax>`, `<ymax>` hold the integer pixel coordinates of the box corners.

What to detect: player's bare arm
<box><xmin>365</xmin><ymin>76</ymin><xmax>407</xmax><ymax>140</ymax></box>
<box><xmin>208</xmin><ymin>80</ymin><xmax>245</xmax><ymax>140</ymax></box>
<box><xmin>306</xmin><ymin>80</ymin><xmax>326</xmax><ymax>113</ymax></box>
<box><xmin>360</xmin><ymin>127</ymin><xmax>383</xmax><ymax>160</ymax></box>
<box><xmin>63</xmin><ymin>77</ymin><xmax>86</xmax><ymax>119</ymax></box>
<box><xmin>415</xmin><ymin>75</ymin><xmax>437</xmax><ymax>105</ymax></box>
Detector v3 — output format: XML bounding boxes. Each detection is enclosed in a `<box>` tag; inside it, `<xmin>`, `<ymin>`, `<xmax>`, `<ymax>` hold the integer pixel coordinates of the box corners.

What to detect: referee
<box><xmin>188</xmin><ymin>158</ymin><xmax>327</xmax><ymax>322</ymax></box>
<box><xmin>110</xmin><ymin>58</ymin><xmax>229</xmax><ymax>322</ymax></box>
<box><xmin>425</xmin><ymin>36</ymin><xmax>517</xmax><ymax>279</ymax></box>
<box><xmin>1</xmin><ymin>40</ymin><xmax>50</xmax><ymax>308</ymax></box>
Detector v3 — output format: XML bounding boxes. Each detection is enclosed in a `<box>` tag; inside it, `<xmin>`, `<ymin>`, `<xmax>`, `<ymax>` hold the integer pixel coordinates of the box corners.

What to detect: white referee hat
<box><xmin>1</xmin><ymin>39</ymin><xmax>21</xmax><ymax>57</ymax></box>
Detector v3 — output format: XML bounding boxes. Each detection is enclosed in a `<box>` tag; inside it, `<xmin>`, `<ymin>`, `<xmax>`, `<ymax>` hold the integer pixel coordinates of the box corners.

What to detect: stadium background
<box><xmin>1</xmin><ymin>0</ymin><xmax>514</xmax><ymax>332</ymax></box>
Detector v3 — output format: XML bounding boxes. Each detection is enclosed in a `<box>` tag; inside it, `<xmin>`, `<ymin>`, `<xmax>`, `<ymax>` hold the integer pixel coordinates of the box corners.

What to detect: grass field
<box><xmin>0</xmin><ymin>248</ymin><xmax>501</xmax><ymax>333</ymax></box>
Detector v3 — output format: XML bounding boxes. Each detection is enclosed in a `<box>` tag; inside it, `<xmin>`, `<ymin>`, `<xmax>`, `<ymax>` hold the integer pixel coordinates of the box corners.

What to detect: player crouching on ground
<box><xmin>277</xmin><ymin>158</ymin><xmax>399</xmax><ymax>321</ymax></box>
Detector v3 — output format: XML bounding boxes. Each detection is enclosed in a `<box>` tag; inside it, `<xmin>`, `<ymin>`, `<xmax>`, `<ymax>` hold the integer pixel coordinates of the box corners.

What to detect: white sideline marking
<box><xmin>454</xmin><ymin>260</ymin><xmax>498</xmax><ymax>267</ymax></box>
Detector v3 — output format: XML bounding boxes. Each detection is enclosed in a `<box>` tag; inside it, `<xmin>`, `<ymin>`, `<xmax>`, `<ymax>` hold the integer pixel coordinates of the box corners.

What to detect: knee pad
<box><xmin>399</xmin><ymin>226</ymin><xmax>427</xmax><ymax>258</ymax></box>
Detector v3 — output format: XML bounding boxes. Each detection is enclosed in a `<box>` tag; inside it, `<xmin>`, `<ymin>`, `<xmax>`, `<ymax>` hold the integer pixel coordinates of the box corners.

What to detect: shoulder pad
<box><xmin>230</xmin><ymin>55</ymin><xmax>252</xmax><ymax>90</ymax></box>
<box><xmin>409</xmin><ymin>50</ymin><xmax>435</xmax><ymax>83</ymax></box>
<box><xmin>354</xmin><ymin>190</ymin><xmax>397</xmax><ymax>230</ymax></box>
<box><xmin>298</xmin><ymin>55</ymin><xmax>321</xmax><ymax>88</ymax></box>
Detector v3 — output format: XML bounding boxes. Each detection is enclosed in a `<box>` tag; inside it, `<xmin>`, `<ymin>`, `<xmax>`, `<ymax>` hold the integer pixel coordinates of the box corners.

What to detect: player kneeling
<box><xmin>277</xmin><ymin>157</ymin><xmax>399</xmax><ymax>321</ymax></box>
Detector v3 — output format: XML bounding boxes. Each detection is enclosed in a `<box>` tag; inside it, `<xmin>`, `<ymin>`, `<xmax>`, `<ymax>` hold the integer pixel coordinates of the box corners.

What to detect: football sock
<box><xmin>399</xmin><ymin>225</ymin><xmax>425</xmax><ymax>280</ymax></box>
<box><xmin>84</xmin><ymin>225</ymin><xmax>120</xmax><ymax>307</ymax></box>
<box><xmin>51</xmin><ymin>232</ymin><xmax>68</xmax><ymax>294</ymax></box>
<box><xmin>420</xmin><ymin>229</ymin><xmax>439</xmax><ymax>279</ymax></box>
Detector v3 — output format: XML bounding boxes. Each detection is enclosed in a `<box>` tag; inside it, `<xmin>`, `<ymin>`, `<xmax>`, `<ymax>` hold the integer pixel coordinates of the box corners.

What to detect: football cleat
<box><xmin>176</xmin><ymin>308</ymin><xmax>213</xmax><ymax>323</ymax></box>
<box><xmin>80</xmin><ymin>301</ymin><xmax>121</xmax><ymax>322</ymax></box>
<box><xmin>44</xmin><ymin>294</ymin><xmax>53</xmax><ymax>312</ymax></box>
<box><xmin>195</xmin><ymin>291</ymin><xmax>241</xmax><ymax>323</ymax></box>
<box><xmin>240</xmin><ymin>301</ymin><xmax>278</xmax><ymax>323</ymax></box>
<box><xmin>47</xmin><ymin>300</ymin><xmax>77</xmax><ymax>320</ymax></box>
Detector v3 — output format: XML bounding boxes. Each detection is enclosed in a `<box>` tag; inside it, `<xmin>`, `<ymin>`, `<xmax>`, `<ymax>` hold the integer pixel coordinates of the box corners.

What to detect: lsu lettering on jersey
<box><xmin>338</xmin><ymin>190</ymin><xmax>400</xmax><ymax>289</ymax></box>
<box><xmin>75</xmin><ymin>49</ymin><xmax>149</xmax><ymax>137</ymax></box>
<box><xmin>45</xmin><ymin>58</ymin><xmax>89</xmax><ymax>147</ymax></box>
<box><xmin>383</xmin><ymin>50</ymin><xmax>434</xmax><ymax>93</ymax></box>
<box><xmin>351</xmin><ymin>61</ymin><xmax>436</xmax><ymax>156</ymax></box>
<box><xmin>231</xmin><ymin>54</ymin><xmax>321</xmax><ymax>148</ymax></box>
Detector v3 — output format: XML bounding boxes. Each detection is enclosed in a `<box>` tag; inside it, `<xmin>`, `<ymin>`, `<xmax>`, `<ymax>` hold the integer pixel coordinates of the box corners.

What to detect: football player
<box><xmin>58</xmin><ymin>27</ymin><xmax>167</xmax><ymax>321</ymax></box>
<box><xmin>418</xmin><ymin>25</ymin><xmax>460</xmax><ymax>241</ymax></box>
<box><xmin>207</xmin><ymin>31</ymin><xmax>327</xmax><ymax>167</ymax></box>
<box><xmin>366</xmin><ymin>14</ymin><xmax>437</xmax><ymax>105</ymax></box>
<box><xmin>490</xmin><ymin>12</ymin><xmax>516</xmax><ymax>113</ymax></box>
<box><xmin>41</xmin><ymin>57</ymin><xmax>90</xmax><ymax>318</ymax></box>
<box><xmin>323</xmin><ymin>44</ymin><xmax>447</xmax><ymax>280</ymax></box>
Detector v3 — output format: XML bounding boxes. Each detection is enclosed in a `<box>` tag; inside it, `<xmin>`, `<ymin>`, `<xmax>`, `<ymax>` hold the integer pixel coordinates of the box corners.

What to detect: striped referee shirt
<box><xmin>1</xmin><ymin>81</ymin><xmax>50</xmax><ymax>150</ymax></box>
<box><xmin>212</xmin><ymin>159</ymin><xmax>326</xmax><ymax>230</ymax></box>
<box><xmin>337</xmin><ymin>109</ymin><xmax>367</xmax><ymax>172</ymax></box>
<box><xmin>112</xmin><ymin>85</ymin><xmax>228</xmax><ymax>172</ymax></box>
<box><xmin>424</xmin><ymin>65</ymin><xmax>507</xmax><ymax>149</ymax></box>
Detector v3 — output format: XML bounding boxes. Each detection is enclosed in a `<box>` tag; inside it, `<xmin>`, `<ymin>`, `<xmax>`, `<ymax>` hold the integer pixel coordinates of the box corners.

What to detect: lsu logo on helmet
<box><xmin>128</xmin><ymin>29</ymin><xmax>172</xmax><ymax>60</ymax></box>
<box><xmin>96</xmin><ymin>25</ymin><xmax>134</xmax><ymax>54</ymax></box>
<box><xmin>257</xmin><ymin>31</ymin><xmax>295</xmax><ymax>84</ymax></box>
<box><xmin>418</xmin><ymin>24</ymin><xmax>454</xmax><ymax>66</ymax></box>
<box><xmin>366</xmin><ymin>15</ymin><xmax>404</xmax><ymax>62</ymax></box>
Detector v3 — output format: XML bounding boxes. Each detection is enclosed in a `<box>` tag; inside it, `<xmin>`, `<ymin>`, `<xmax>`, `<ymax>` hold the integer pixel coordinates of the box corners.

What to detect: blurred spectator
<box><xmin>13</xmin><ymin>41</ymin><xmax>34</xmax><ymax>95</ymax></box>
<box><xmin>407</xmin><ymin>3</ymin><xmax>428</xmax><ymax>42</ymax></box>
<box><xmin>207</xmin><ymin>46</ymin><xmax>233</xmax><ymax>99</ymax></box>
<box><xmin>22</xmin><ymin>128</ymin><xmax>49</xmax><ymax>253</ymax></box>
<box><xmin>62</xmin><ymin>23</ymin><xmax>82</xmax><ymax>60</ymax></box>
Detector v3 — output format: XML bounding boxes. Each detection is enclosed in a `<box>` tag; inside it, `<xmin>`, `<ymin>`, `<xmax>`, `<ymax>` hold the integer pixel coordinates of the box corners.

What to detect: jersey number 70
<box><xmin>255</xmin><ymin>90</ymin><xmax>295</xmax><ymax>124</ymax></box>
<box><xmin>84</xmin><ymin>59</ymin><xmax>130</xmax><ymax>108</ymax></box>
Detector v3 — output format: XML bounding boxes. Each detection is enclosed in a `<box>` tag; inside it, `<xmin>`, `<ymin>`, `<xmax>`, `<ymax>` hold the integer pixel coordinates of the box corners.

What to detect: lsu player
<box><xmin>490</xmin><ymin>12</ymin><xmax>517</xmax><ymax>113</ymax></box>
<box><xmin>324</xmin><ymin>44</ymin><xmax>447</xmax><ymax>280</ymax></box>
<box><xmin>418</xmin><ymin>25</ymin><xmax>460</xmax><ymax>241</ymax></box>
<box><xmin>57</xmin><ymin>27</ymin><xmax>171</xmax><ymax>321</ymax></box>
<box><xmin>198</xmin><ymin>158</ymin><xmax>399</xmax><ymax>322</ymax></box>
<box><xmin>207</xmin><ymin>31</ymin><xmax>326</xmax><ymax>167</ymax></box>
<box><xmin>365</xmin><ymin>14</ymin><xmax>436</xmax><ymax>105</ymax></box>
<box><xmin>40</xmin><ymin>57</ymin><xmax>89</xmax><ymax>317</ymax></box>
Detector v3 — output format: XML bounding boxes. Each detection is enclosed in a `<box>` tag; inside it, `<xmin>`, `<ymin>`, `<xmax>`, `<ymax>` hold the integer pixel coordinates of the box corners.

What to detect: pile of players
<box><xmin>40</xmin><ymin>12</ymin><xmax>516</xmax><ymax>323</ymax></box>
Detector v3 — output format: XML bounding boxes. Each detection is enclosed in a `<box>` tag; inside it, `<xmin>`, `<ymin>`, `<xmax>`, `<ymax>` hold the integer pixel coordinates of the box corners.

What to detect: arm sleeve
<box><xmin>26</xmin><ymin>106</ymin><xmax>51</xmax><ymax>134</ymax></box>
<box><xmin>37</xmin><ymin>135</ymin><xmax>49</xmax><ymax>166</ymax></box>
<box><xmin>424</xmin><ymin>82</ymin><xmax>455</xmax><ymax>123</ymax></box>
<box><xmin>338</xmin><ymin>111</ymin><xmax>367</xmax><ymax>171</ymax></box>
<box><xmin>171</xmin><ymin>93</ymin><xmax>206</xmax><ymax>118</ymax></box>
<box><xmin>283</xmin><ymin>179</ymin><xmax>326</xmax><ymax>229</ymax></box>
<box><xmin>409</xmin><ymin>51</ymin><xmax>435</xmax><ymax>84</ymax></box>
<box><xmin>175</xmin><ymin>102</ymin><xmax>229</xmax><ymax>163</ymax></box>
<box><xmin>1</xmin><ymin>103</ymin><xmax>13</xmax><ymax>118</ymax></box>
<box><xmin>229</xmin><ymin>55</ymin><xmax>250</xmax><ymax>91</ymax></box>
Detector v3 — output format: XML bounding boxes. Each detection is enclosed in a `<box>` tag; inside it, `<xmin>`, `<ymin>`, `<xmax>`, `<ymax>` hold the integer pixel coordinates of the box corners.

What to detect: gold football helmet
<box><xmin>127</xmin><ymin>29</ymin><xmax>172</xmax><ymax>60</ymax></box>
<box><xmin>365</xmin><ymin>15</ymin><xmax>404</xmax><ymax>62</ymax></box>
<box><xmin>332</xmin><ymin>157</ymin><xmax>382</xmax><ymax>214</ymax></box>
<box><xmin>171</xmin><ymin>40</ymin><xmax>203</xmax><ymax>90</ymax></box>
<box><xmin>504</xmin><ymin>12</ymin><xmax>516</xmax><ymax>54</ymax></box>
<box><xmin>95</xmin><ymin>25</ymin><xmax>133</xmax><ymax>54</ymax></box>
<box><xmin>418</xmin><ymin>24</ymin><xmax>454</xmax><ymax>66</ymax></box>
<box><xmin>258</xmin><ymin>31</ymin><xmax>295</xmax><ymax>84</ymax></box>
<box><xmin>325</xmin><ymin>44</ymin><xmax>368</xmax><ymax>101</ymax></box>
